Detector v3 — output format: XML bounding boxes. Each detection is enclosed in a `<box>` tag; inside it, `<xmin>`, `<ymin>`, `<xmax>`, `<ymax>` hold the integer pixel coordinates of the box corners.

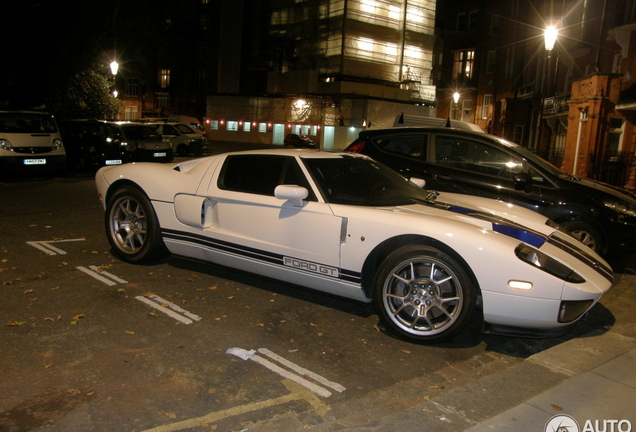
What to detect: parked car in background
<box><xmin>345</xmin><ymin>127</ymin><xmax>636</xmax><ymax>257</ymax></box>
<box><xmin>111</xmin><ymin>122</ymin><xmax>174</xmax><ymax>163</ymax></box>
<box><xmin>147</xmin><ymin>122</ymin><xmax>208</xmax><ymax>156</ymax></box>
<box><xmin>60</xmin><ymin>120</ymin><xmax>132</xmax><ymax>170</ymax></box>
<box><xmin>0</xmin><ymin>110</ymin><xmax>66</xmax><ymax>175</ymax></box>
<box><xmin>284</xmin><ymin>133</ymin><xmax>316</xmax><ymax>148</ymax></box>
<box><xmin>96</xmin><ymin>149</ymin><xmax>613</xmax><ymax>343</ymax></box>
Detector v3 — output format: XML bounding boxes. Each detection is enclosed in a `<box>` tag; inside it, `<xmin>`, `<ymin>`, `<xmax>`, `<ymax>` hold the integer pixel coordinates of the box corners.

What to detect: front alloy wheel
<box><xmin>105</xmin><ymin>186</ymin><xmax>168</xmax><ymax>263</ymax></box>
<box><xmin>373</xmin><ymin>245</ymin><xmax>476</xmax><ymax>343</ymax></box>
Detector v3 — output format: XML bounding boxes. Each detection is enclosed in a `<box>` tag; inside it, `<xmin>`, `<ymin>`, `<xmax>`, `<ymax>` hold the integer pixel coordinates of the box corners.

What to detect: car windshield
<box><xmin>0</xmin><ymin>113</ymin><xmax>58</xmax><ymax>133</ymax></box>
<box><xmin>121</xmin><ymin>125</ymin><xmax>162</xmax><ymax>140</ymax></box>
<box><xmin>302</xmin><ymin>155</ymin><xmax>434</xmax><ymax>206</ymax></box>
<box><xmin>175</xmin><ymin>124</ymin><xmax>194</xmax><ymax>134</ymax></box>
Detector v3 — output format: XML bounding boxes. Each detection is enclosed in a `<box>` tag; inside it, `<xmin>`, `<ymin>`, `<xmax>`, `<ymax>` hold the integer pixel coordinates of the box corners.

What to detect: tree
<box><xmin>47</xmin><ymin>68</ymin><xmax>122</xmax><ymax>120</ymax></box>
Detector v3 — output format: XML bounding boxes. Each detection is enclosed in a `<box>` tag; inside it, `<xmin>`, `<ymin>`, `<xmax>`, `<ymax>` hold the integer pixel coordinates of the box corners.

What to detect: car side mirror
<box><xmin>275</xmin><ymin>185</ymin><xmax>308</xmax><ymax>207</ymax></box>
<box><xmin>514</xmin><ymin>172</ymin><xmax>533</xmax><ymax>192</ymax></box>
<box><xmin>410</xmin><ymin>177</ymin><xmax>426</xmax><ymax>188</ymax></box>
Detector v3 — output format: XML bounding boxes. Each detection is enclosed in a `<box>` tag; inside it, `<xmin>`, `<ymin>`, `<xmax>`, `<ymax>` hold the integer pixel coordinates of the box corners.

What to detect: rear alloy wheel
<box><xmin>561</xmin><ymin>220</ymin><xmax>602</xmax><ymax>253</ymax></box>
<box><xmin>105</xmin><ymin>186</ymin><xmax>168</xmax><ymax>263</ymax></box>
<box><xmin>372</xmin><ymin>245</ymin><xmax>476</xmax><ymax>344</ymax></box>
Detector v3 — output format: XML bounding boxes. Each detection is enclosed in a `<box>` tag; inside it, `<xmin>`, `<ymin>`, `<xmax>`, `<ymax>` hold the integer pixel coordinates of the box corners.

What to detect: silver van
<box><xmin>0</xmin><ymin>111</ymin><xmax>66</xmax><ymax>173</ymax></box>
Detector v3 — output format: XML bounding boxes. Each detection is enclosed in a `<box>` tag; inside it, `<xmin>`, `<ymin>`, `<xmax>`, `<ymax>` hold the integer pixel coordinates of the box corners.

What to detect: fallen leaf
<box><xmin>6</xmin><ymin>320</ymin><xmax>26</xmax><ymax>326</ymax></box>
<box><xmin>429</xmin><ymin>384</ymin><xmax>445</xmax><ymax>389</ymax></box>
<box><xmin>256</xmin><ymin>323</ymin><xmax>265</xmax><ymax>327</ymax></box>
<box><xmin>373</xmin><ymin>324</ymin><xmax>381</xmax><ymax>332</ymax></box>
<box><xmin>125</xmin><ymin>330</ymin><xmax>135</xmax><ymax>335</ymax></box>
<box><xmin>44</xmin><ymin>317</ymin><xmax>55</xmax><ymax>321</ymax></box>
<box><xmin>72</xmin><ymin>314</ymin><xmax>86</xmax><ymax>321</ymax></box>
<box><xmin>551</xmin><ymin>404</ymin><xmax>563</xmax><ymax>411</ymax></box>
<box><xmin>44</xmin><ymin>363</ymin><xmax>54</xmax><ymax>368</ymax></box>
<box><xmin>402</xmin><ymin>350</ymin><xmax>411</xmax><ymax>354</ymax></box>
<box><xmin>66</xmin><ymin>388</ymin><xmax>81</xmax><ymax>395</ymax></box>
<box><xmin>316</xmin><ymin>332</ymin><xmax>324</xmax><ymax>337</ymax></box>
<box><xmin>163</xmin><ymin>412</ymin><xmax>176</xmax><ymax>419</ymax></box>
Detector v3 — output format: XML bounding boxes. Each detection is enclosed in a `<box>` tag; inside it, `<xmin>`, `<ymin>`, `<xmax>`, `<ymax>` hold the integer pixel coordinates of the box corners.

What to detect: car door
<box><xmin>203</xmin><ymin>154</ymin><xmax>344</xmax><ymax>278</ymax></box>
<box><xmin>427</xmin><ymin>133</ymin><xmax>546</xmax><ymax>210</ymax></box>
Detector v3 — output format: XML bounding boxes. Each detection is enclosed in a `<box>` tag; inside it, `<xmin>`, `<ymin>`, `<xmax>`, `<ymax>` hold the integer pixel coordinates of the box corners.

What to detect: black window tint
<box><xmin>163</xmin><ymin>125</ymin><xmax>178</xmax><ymax>135</ymax></box>
<box><xmin>375</xmin><ymin>135</ymin><xmax>427</xmax><ymax>158</ymax></box>
<box><xmin>218</xmin><ymin>155</ymin><xmax>315</xmax><ymax>199</ymax></box>
<box><xmin>435</xmin><ymin>135</ymin><xmax>523</xmax><ymax>178</ymax></box>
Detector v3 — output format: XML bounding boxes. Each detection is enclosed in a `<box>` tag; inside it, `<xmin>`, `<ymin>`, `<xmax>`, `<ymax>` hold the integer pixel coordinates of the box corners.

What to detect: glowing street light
<box><xmin>453</xmin><ymin>92</ymin><xmax>460</xmax><ymax>104</ymax></box>
<box><xmin>110</xmin><ymin>60</ymin><xmax>119</xmax><ymax>75</ymax></box>
<box><xmin>544</xmin><ymin>25</ymin><xmax>558</xmax><ymax>51</ymax></box>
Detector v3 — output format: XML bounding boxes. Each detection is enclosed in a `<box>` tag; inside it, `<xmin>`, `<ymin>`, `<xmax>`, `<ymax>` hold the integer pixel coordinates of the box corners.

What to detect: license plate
<box><xmin>23</xmin><ymin>159</ymin><xmax>46</xmax><ymax>165</ymax></box>
<box><xmin>105</xmin><ymin>160</ymin><xmax>123</xmax><ymax>165</ymax></box>
<box><xmin>153</xmin><ymin>152</ymin><xmax>167</xmax><ymax>157</ymax></box>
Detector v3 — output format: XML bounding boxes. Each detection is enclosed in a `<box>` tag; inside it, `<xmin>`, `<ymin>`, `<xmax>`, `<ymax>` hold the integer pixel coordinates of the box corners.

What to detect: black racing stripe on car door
<box><xmin>161</xmin><ymin>228</ymin><xmax>362</xmax><ymax>283</ymax></box>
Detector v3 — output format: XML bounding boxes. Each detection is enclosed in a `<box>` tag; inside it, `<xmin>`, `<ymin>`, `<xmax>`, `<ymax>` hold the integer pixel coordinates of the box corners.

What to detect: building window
<box><xmin>461</xmin><ymin>100</ymin><xmax>472</xmax><ymax>122</ymax></box>
<box><xmin>226</xmin><ymin>121</ymin><xmax>238</xmax><ymax>131</ymax></box>
<box><xmin>504</xmin><ymin>48</ymin><xmax>515</xmax><ymax>81</ymax></box>
<box><xmin>156</xmin><ymin>92</ymin><xmax>169</xmax><ymax>108</ymax></box>
<box><xmin>490</xmin><ymin>15</ymin><xmax>500</xmax><ymax>35</ymax></box>
<box><xmin>456</xmin><ymin>13</ymin><xmax>467</xmax><ymax>31</ymax></box>
<box><xmin>258</xmin><ymin>123</ymin><xmax>267</xmax><ymax>133</ymax></box>
<box><xmin>452</xmin><ymin>50</ymin><xmax>474</xmax><ymax>80</ymax></box>
<box><xmin>607</xmin><ymin>117</ymin><xmax>625</xmax><ymax>156</ymax></box>
<box><xmin>486</xmin><ymin>51</ymin><xmax>496</xmax><ymax>74</ymax></box>
<box><xmin>468</xmin><ymin>11</ymin><xmax>478</xmax><ymax>30</ymax></box>
<box><xmin>160</xmin><ymin>69</ymin><xmax>171</xmax><ymax>89</ymax></box>
<box><xmin>210</xmin><ymin>120</ymin><xmax>219</xmax><ymax>130</ymax></box>
<box><xmin>125</xmin><ymin>78</ymin><xmax>139</xmax><ymax>97</ymax></box>
<box><xmin>242</xmin><ymin>122</ymin><xmax>251</xmax><ymax>132</ymax></box>
<box><xmin>482</xmin><ymin>94</ymin><xmax>493</xmax><ymax>119</ymax></box>
<box><xmin>513</xmin><ymin>125</ymin><xmax>524</xmax><ymax>144</ymax></box>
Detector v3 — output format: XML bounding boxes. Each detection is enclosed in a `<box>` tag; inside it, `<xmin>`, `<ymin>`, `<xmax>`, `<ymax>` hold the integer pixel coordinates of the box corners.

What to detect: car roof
<box><xmin>358</xmin><ymin>127</ymin><xmax>519</xmax><ymax>150</ymax></box>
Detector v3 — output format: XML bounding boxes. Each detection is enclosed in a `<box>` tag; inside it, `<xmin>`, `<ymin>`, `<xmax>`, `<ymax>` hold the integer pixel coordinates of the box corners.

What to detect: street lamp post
<box><xmin>453</xmin><ymin>92</ymin><xmax>460</xmax><ymax>120</ymax></box>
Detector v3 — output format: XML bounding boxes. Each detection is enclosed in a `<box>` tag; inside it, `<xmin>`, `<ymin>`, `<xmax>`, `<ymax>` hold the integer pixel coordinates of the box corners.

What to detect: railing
<box><xmin>588</xmin><ymin>150</ymin><xmax>635</xmax><ymax>188</ymax></box>
<box><xmin>542</xmin><ymin>94</ymin><xmax>570</xmax><ymax>116</ymax></box>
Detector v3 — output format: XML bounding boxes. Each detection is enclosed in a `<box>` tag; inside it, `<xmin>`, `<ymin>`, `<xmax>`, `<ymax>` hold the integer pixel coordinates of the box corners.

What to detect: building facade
<box><xmin>435</xmin><ymin>0</ymin><xmax>636</xmax><ymax>189</ymax></box>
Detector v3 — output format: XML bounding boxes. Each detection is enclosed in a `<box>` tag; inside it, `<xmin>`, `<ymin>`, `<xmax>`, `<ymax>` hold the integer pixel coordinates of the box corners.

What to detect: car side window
<box><xmin>163</xmin><ymin>125</ymin><xmax>177</xmax><ymax>135</ymax></box>
<box><xmin>218</xmin><ymin>155</ymin><xmax>315</xmax><ymax>200</ymax></box>
<box><xmin>374</xmin><ymin>135</ymin><xmax>427</xmax><ymax>159</ymax></box>
<box><xmin>434</xmin><ymin>136</ymin><xmax>523</xmax><ymax>178</ymax></box>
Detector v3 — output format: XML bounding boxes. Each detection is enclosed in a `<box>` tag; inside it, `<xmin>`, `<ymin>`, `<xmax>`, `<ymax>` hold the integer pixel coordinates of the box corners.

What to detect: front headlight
<box><xmin>52</xmin><ymin>138</ymin><xmax>63</xmax><ymax>151</ymax></box>
<box><xmin>0</xmin><ymin>139</ymin><xmax>13</xmax><ymax>151</ymax></box>
<box><xmin>515</xmin><ymin>244</ymin><xmax>585</xmax><ymax>283</ymax></box>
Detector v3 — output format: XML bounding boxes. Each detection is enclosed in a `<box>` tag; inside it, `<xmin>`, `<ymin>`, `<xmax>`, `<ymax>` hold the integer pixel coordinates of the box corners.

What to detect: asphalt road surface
<box><xmin>1</xmin><ymin>169</ymin><xmax>633</xmax><ymax>432</ymax></box>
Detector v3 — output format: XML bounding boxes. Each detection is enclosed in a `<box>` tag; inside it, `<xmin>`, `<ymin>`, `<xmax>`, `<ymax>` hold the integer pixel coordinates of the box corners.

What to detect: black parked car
<box><xmin>60</xmin><ymin>120</ymin><xmax>173</xmax><ymax>168</ymax></box>
<box><xmin>60</xmin><ymin>120</ymin><xmax>132</xmax><ymax>170</ymax></box>
<box><xmin>346</xmin><ymin>127</ymin><xmax>636</xmax><ymax>256</ymax></box>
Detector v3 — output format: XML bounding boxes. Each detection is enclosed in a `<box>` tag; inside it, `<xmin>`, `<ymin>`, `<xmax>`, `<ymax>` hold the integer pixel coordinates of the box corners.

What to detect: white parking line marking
<box><xmin>76</xmin><ymin>266</ymin><xmax>128</xmax><ymax>286</ymax></box>
<box><xmin>227</xmin><ymin>347</ymin><xmax>345</xmax><ymax>398</ymax></box>
<box><xmin>258</xmin><ymin>348</ymin><xmax>346</xmax><ymax>393</ymax></box>
<box><xmin>87</xmin><ymin>265</ymin><xmax>129</xmax><ymax>283</ymax></box>
<box><xmin>27</xmin><ymin>238</ymin><xmax>85</xmax><ymax>255</ymax></box>
<box><xmin>135</xmin><ymin>295</ymin><xmax>202</xmax><ymax>325</ymax></box>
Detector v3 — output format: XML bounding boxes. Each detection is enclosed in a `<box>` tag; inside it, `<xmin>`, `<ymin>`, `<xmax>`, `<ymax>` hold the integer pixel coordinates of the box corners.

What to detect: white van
<box><xmin>0</xmin><ymin>111</ymin><xmax>66</xmax><ymax>174</ymax></box>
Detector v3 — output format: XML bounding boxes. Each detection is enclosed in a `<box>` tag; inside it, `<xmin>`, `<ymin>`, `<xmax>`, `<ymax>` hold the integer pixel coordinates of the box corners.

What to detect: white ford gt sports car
<box><xmin>95</xmin><ymin>149</ymin><xmax>613</xmax><ymax>343</ymax></box>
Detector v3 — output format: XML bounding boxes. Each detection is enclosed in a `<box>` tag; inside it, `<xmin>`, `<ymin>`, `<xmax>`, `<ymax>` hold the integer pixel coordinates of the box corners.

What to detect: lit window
<box><xmin>210</xmin><ymin>120</ymin><xmax>219</xmax><ymax>130</ymax></box>
<box><xmin>242</xmin><ymin>122</ymin><xmax>251</xmax><ymax>132</ymax></box>
<box><xmin>452</xmin><ymin>50</ymin><xmax>474</xmax><ymax>80</ymax></box>
<box><xmin>258</xmin><ymin>123</ymin><xmax>267</xmax><ymax>133</ymax></box>
<box><xmin>226</xmin><ymin>121</ymin><xmax>238</xmax><ymax>131</ymax></box>
<box><xmin>160</xmin><ymin>69</ymin><xmax>171</xmax><ymax>88</ymax></box>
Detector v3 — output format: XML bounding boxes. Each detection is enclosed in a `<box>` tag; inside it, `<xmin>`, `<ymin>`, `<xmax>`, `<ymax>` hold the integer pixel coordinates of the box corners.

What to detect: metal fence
<box><xmin>588</xmin><ymin>151</ymin><xmax>635</xmax><ymax>188</ymax></box>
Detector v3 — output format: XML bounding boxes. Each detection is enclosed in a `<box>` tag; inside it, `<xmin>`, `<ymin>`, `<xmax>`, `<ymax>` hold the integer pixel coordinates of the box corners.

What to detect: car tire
<box><xmin>177</xmin><ymin>145</ymin><xmax>190</xmax><ymax>157</ymax></box>
<box><xmin>372</xmin><ymin>245</ymin><xmax>476</xmax><ymax>344</ymax></box>
<box><xmin>105</xmin><ymin>186</ymin><xmax>168</xmax><ymax>263</ymax></box>
<box><xmin>561</xmin><ymin>220</ymin><xmax>602</xmax><ymax>253</ymax></box>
